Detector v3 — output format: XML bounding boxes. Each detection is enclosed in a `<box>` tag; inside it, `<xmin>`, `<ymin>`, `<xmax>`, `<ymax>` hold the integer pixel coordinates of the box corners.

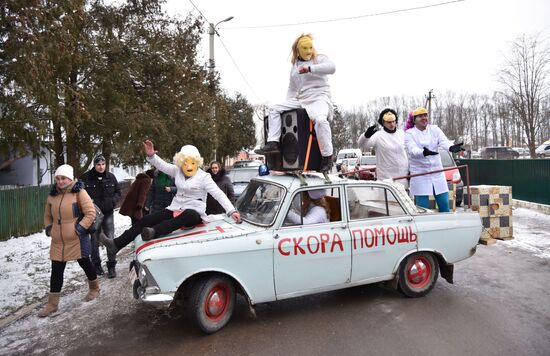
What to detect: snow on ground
<box><xmin>501</xmin><ymin>208</ymin><xmax>550</xmax><ymax>259</ymax></box>
<box><xmin>0</xmin><ymin>206</ymin><xmax>549</xmax><ymax>323</ymax></box>
<box><xmin>0</xmin><ymin>212</ymin><xmax>132</xmax><ymax>320</ymax></box>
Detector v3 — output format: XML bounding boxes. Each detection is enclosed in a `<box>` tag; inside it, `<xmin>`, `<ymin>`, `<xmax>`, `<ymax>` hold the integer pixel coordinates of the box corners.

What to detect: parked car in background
<box><xmin>480</xmin><ymin>146</ymin><xmax>519</xmax><ymax>159</ymax></box>
<box><xmin>355</xmin><ymin>155</ymin><xmax>376</xmax><ymax>180</ymax></box>
<box><xmin>129</xmin><ymin>173</ymin><xmax>482</xmax><ymax>334</ymax></box>
<box><xmin>335</xmin><ymin>148</ymin><xmax>362</xmax><ymax>171</ymax></box>
<box><xmin>512</xmin><ymin>147</ymin><xmax>529</xmax><ymax>158</ymax></box>
<box><xmin>340</xmin><ymin>158</ymin><xmax>358</xmax><ymax>176</ymax></box>
<box><xmin>232</xmin><ymin>160</ymin><xmax>263</xmax><ymax>169</ymax></box>
<box><xmin>439</xmin><ymin>148</ymin><xmax>464</xmax><ymax>206</ymax></box>
<box><xmin>227</xmin><ymin>167</ymin><xmax>258</xmax><ymax>201</ymax></box>
<box><xmin>535</xmin><ymin>141</ymin><xmax>550</xmax><ymax>158</ymax></box>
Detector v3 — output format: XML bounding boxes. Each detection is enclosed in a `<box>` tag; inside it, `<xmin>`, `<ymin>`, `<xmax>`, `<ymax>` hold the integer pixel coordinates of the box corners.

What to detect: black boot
<box><xmin>141</xmin><ymin>227</ymin><xmax>156</xmax><ymax>241</ymax></box>
<box><xmin>99</xmin><ymin>233</ymin><xmax>119</xmax><ymax>255</ymax></box>
<box><xmin>107</xmin><ymin>267</ymin><xmax>116</xmax><ymax>279</ymax></box>
<box><xmin>94</xmin><ymin>264</ymin><xmax>104</xmax><ymax>276</ymax></box>
<box><xmin>254</xmin><ymin>141</ymin><xmax>279</xmax><ymax>155</ymax></box>
<box><xmin>319</xmin><ymin>156</ymin><xmax>333</xmax><ymax>173</ymax></box>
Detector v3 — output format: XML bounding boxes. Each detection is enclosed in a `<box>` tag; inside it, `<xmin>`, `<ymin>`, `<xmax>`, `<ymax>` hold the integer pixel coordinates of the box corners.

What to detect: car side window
<box><xmin>283</xmin><ymin>187</ymin><xmax>342</xmax><ymax>227</ymax></box>
<box><xmin>347</xmin><ymin>186</ymin><xmax>406</xmax><ymax>220</ymax></box>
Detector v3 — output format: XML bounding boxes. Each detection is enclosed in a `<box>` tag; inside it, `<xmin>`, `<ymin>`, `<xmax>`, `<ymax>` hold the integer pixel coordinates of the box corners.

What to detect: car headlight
<box><xmin>452</xmin><ymin>171</ymin><xmax>461</xmax><ymax>183</ymax></box>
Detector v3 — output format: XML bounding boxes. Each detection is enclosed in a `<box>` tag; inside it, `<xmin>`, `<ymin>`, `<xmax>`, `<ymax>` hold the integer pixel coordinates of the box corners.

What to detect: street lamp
<box><xmin>209</xmin><ymin>16</ymin><xmax>234</xmax><ymax>71</ymax></box>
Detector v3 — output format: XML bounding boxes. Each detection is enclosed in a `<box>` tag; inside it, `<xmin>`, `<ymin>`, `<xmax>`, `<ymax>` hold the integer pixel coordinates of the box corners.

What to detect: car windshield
<box><xmin>438</xmin><ymin>149</ymin><xmax>455</xmax><ymax>167</ymax></box>
<box><xmin>233</xmin><ymin>160</ymin><xmax>261</xmax><ymax>168</ymax></box>
<box><xmin>360</xmin><ymin>156</ymin><xmax>376</xmax><ymax>165</ymax></box>
<box><xmin>228</xmin><ymin>169</ymin><xmax>258</xmax><ymax>183</ymax></box>
<box><xmin>236</xmin><ymin>181</ymin><xmax>285</xmax><ymax>226</ymax></box>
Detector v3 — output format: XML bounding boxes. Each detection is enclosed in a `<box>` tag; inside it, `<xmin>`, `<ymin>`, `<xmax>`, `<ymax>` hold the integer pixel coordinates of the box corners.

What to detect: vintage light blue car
<box><xmin>130</xmin><ymin>173</ymin><xmax>482</xmax><ymax>333</ymax></box>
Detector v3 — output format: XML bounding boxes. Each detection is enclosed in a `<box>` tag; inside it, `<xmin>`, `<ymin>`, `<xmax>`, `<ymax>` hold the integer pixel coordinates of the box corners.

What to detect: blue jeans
<box><xmin>91</xmin><ymin>213</ymin><xmax>116</xmax><ymax>268</ymax></box>
<box><xmin>415</xmin><ymin>191</ymin><xmax>450</xmax><ymax>213</ymax></box>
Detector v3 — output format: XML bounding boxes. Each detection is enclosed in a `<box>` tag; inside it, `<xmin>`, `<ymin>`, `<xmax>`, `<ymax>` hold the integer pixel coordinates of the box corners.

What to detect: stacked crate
<box><xmin>428</xmin><ymin>184</ymin><xmax>456</xmax><ymax>212</ymax></box>
<box><xmin>468</xmin><ymin>185</ymin><xmax>513</xmax><ymax>244</ymax></box>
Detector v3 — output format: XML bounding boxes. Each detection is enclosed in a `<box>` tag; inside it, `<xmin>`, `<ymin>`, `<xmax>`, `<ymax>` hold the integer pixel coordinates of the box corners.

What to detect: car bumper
<box><xmin>130</xmin><ymin>261</ymin><xmax>173</xmax><ymax>307</ymax></box>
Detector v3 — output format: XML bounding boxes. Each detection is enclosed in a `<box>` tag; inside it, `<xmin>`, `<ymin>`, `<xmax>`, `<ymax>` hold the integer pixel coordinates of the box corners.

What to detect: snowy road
<box><xmin>0</xmin><ymin>208</ymin><xmax>549</xmax><ymax>355</ymax></box>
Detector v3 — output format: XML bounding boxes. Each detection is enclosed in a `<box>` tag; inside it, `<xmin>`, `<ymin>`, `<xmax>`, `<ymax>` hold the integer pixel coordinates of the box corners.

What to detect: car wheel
<box><xmin>397</xmin><ymin>252</ymin><xmax>439</xmax><ymax>298</ymax></box>
<box><xmin>190</xmin><ymin>275</ymin><xmax>236</xmax><ymax>334</ymax></box>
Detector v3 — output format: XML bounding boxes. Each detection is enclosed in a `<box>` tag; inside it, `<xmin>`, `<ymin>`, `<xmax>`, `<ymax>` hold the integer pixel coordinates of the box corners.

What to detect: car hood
<box><xmin>134</xmin><ymin>218</ymin><xmax>261</xmax><ymax>256</ymax></box>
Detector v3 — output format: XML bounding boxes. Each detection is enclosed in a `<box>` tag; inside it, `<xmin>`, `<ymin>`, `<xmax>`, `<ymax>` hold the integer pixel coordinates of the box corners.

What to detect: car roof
<box><xmin>251</xmin><ymin>172</ymin><xmax>412</xmax><ymax>202</ymax></box>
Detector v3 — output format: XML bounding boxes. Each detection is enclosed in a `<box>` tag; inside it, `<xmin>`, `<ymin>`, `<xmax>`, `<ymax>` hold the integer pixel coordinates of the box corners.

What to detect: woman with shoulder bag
<box><xmin>40</xmin><ymin>164</ymin><xmax>100</xmax><ymax>317</ymax></box>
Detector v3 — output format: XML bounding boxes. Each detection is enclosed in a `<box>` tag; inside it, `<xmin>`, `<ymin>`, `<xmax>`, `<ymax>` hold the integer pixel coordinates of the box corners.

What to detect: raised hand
<box><xmin>423</xmin><ymin>147</ymin><xmax>439</xmax><ymax>156</ymax></box>
<box><xmin>364</xmin><ymin>125</ymin><xmax>378</xmax><ymax>138</ymax></box>
<box><xmin>449</xmin><ymin>142</ymin><xmax>465</xmax><ymax>153</ymax></box>
<box><xmin>143</xmin><ymin>140</ymin><xmax>157</xmax><ymax>157</ymax></box>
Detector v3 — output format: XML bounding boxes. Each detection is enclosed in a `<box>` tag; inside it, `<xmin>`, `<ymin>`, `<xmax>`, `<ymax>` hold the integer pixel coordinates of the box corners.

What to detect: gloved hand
<box><xmin>423</xmin><ymin>147</ymin><xmax>439</xmax><ymax>156</ymax></box>
<box><xmin>45</xmin><ymin>225</ymin><xmax>52</xmax><ymax>237</ymax></box>
<box><xmin>364</xmin><ymin>125</ymin><xmax>378</xmax><ymax>139</ymax></box>
<box><xmin>449</xmin><ymin>142</ymin><xmax>465</xmax><ymax>153</ymax></box>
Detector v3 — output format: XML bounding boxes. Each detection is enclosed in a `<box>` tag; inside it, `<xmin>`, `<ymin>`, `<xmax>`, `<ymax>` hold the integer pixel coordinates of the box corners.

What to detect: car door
<box><xmin>346</xmin><ymin>184</ymin><xmax>418</xmax><ymax>282</ymax></box>
<box><xmin>273</xmin><ymin>186</ymin><xmax>351</xmax><ymax>299</ymax></box>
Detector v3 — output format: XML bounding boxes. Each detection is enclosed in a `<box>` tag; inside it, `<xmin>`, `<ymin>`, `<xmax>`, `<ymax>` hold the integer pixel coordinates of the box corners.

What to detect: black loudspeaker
<box><xmin>263</xmin><ymin>108</ymin><xmax>322</xmax><ymax>171</ymax></box>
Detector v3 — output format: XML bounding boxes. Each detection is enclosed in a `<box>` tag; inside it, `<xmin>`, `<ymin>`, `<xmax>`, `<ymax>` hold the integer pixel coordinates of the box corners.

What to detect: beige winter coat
<box><xmin>44</xmin><ymin>180</ymin><xmax>96</xmax><ymax>261</ymax></box>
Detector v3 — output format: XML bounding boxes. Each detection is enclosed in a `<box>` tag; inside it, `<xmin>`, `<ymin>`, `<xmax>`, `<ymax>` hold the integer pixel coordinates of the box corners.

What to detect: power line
<box><xmin>188</xmin><ymin>0</ymin><xmax>262</xmax><ymax>103</ymax></box>
<box><xmin>188</xmin><ymin>0</ymin><xmax>209</xmax><ymax>23</ymax></box>
<box><xmin>217</xmin><ymin>36</ymin><xmax>263</xmax><ymax>103</ymax></box>
<box><xmin>225</xmin><ymin>0</ymin><xmax>465</xmax><ymax>30</ymax></box>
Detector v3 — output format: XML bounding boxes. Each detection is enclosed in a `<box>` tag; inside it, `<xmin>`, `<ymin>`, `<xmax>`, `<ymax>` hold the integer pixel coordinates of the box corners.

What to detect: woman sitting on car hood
<box><xmin>101</xmin><ymin>140</ymin><xmax>241</xmax><ymax>255</ymax></box>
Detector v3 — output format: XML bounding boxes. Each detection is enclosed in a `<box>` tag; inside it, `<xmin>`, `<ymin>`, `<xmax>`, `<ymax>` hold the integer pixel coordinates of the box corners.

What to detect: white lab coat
<box><xmin>267</xmin><ymin>54</ymin><xmax>335</xmax><ymax>156</ymax></box>
<box><xmin>404</xmin><ymin>125</ymin><xmax>452</xmax><ymax>196</ymax></box>
<box><xmin>357</xmin><ymin>129</ymin><xmax>409</xmax><ymax>188</ymax></box>
<box><xmin>286</xmin><ymin>205</ymin><xmax>329</xmax><ymax>225</ymax></box>
<box><xmin>146</xmin><ymin>154</ymin><xmax>235</xmax><ymax>221</ymax></box>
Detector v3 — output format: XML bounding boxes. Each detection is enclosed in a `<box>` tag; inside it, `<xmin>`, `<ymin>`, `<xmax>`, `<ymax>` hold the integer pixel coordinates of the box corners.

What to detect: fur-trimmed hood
<box><xmin>49</xmin><ymin>180</ymin><xmax>84</xmax><ymax>196</ymax></box>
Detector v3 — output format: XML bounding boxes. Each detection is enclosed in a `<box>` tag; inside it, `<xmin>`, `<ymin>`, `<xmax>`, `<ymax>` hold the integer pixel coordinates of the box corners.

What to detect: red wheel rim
<box><xmin>406</xmin><ymin>256</ymin><xmax>432</xmax><ymax>289</ymax></box>
<box><xmin>204</xmin><ymin>284</ymin><xmax>229</xmax><ymax>321</ymax></box>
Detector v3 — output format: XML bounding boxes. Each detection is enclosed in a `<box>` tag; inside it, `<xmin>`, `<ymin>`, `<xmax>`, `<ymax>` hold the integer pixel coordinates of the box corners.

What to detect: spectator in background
<box><xmin>404</xmin><ymin>107</ymin><xmax>464</xmax><ymax>212</ymax></box>
<box><xmin>119</xmin><ymin>172</ymin><xmax>152</xmax><ymax>225</ymax></box>
<box><xmin>145</xmin><ymin>167</ymin><xmax>176</xmax><ymax>214</ymax></box>
<box><xmin>80</xmin><ymin>154</ymin><xmax>121</xmax><ymax>279</ymax></box>
<box><xmin>206</xmin><ymin>161</ymin><xmax>235</xmax><ymax>214</ymax></box>
<box><xmin>357</xmin><ymin>108</ymin><xmax>409</xmax><ymax>188</ymax></box>
<box><xmin>40</xmin><ymin>164</ymin><xmax>98</xmax><ymax>317</ymax></box>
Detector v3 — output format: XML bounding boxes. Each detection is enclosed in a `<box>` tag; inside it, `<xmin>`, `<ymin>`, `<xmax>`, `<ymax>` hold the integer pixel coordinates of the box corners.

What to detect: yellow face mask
<box><xmin>297</xmin><ymin>37</ymin><xmax>314</xmax><ymax>61</ymax></box>
<box><xmin>181</xmin><ymin>157</ymin><xmax>199</xmax><ymax>177</ymax></box>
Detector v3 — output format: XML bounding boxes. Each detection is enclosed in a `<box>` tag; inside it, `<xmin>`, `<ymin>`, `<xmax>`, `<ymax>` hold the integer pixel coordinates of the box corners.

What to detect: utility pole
<box><xmin>208</xmin><ymin>16</ymin><xmax>233</xmax><ymax>162</ymax></box>
<box><xmin>425</xmin><ymin>89</ymin><xmax>434</xmax><ymax>114</ymax></box>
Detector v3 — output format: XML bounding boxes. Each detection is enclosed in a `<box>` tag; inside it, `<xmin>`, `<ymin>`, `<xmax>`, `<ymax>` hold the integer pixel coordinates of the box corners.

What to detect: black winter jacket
<box><xmin>206</xmin><ymin>167</ymin><xmax>234</xmax><ymax>215</ymax></box>
<box><xmin>80</xmin><ymin>168</ymin><xmax>121</xmax><ymax>216</ymax></box>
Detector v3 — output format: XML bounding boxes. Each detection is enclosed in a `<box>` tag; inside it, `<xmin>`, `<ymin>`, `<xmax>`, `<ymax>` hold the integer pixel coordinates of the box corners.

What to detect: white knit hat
<box><xmin>308</xmin><ymin>189</ymin><xmax>326</xmax><ymax>200</ymax></box>
<box><xmin>54</xmin><ymin>164</ymin><xmax>74</xmax><ymax>180</ymax></box>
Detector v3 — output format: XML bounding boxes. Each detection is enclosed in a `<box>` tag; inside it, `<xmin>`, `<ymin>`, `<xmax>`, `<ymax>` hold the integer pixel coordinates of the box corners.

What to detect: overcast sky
<box><xmin>162</xmin><ymin>0</ymin><xmax>550</xmax><ymax>110</ymax></box>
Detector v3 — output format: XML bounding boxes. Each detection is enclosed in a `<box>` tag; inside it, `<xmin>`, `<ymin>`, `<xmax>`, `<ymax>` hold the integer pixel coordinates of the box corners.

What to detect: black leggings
<box><xmin>114</xmin><ymin>209</ymin><xmax>201</xmax><ymax>249</ymax></box>
<box><xmin>50</xmin><ymin>257</ymin><xmax>97</xmax><ymax>293</ymax></box>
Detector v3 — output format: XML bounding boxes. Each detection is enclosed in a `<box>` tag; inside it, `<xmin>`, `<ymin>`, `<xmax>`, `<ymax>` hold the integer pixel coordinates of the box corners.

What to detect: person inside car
<box><xmin>285</xmin><ymin>189</ymin><xmax>330</xmax><ymax>225</ymax></box>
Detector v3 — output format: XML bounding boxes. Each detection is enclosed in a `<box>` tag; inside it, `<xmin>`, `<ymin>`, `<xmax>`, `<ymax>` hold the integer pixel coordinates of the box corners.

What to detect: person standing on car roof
<box><xmin>357</xmin><ymin>108</ymin><xmax>409</xmax><ymax>188</ymax></box>
<box><xmin>404</xmin><ymin>107</ymin><xmax>464</xmax><ymax>212</ymax></box>
<box><xmin>255</xmin><ymin>33</ymin><xmax>335</xmax><ymax>173</ymax></box>
<box><xmin>206</xmin><ymin>160</ymin><xmax>235</xmax><ymax>214</ymax></box>
<box><xmin>80</xmin><ymin>154</ymin><xmax>121</xmax><ymax>278</ymax></box>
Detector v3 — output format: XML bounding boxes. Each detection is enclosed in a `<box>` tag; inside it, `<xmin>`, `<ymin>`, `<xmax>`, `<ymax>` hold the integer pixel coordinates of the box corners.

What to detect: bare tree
<box><xmin>497</xmin><ymin>34</ymin><xmax>550</xmax><ymax>157</ymax></box>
